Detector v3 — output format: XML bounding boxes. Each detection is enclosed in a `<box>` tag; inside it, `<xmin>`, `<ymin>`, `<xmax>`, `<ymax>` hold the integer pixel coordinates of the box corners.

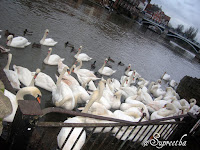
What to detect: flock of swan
<box><xmin>1</xmin><ymin>29</ymin><xmax>200</xmax><ymax>150</ymax></box>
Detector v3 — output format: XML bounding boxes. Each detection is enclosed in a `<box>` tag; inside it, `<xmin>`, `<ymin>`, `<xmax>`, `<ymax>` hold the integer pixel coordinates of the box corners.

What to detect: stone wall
<box><xmin>176</xmin><ymin>76</ymin><xmax>200</xmax><ymax>106</ymax></box>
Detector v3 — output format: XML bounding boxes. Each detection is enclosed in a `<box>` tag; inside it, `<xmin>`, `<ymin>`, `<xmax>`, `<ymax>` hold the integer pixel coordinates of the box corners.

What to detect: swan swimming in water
<box><xmin>7</xmin><ymin>35</ymin><xmax>31</xmax><ymax>48</ymax></box>
<box><xmin>3</xmin><ymin>53</ymin><xmax>21</xmax><ymax>90</ymax></box>
<box><xmin>151</xmin><ymin>103</ymin><xmax>177</xmax><ymax>120</ymax></box>
<box><xmin>98</xmin><ymin>58</ymin><xmax>116</xmax><ymax>76</ymax></box>
<box><xmin>125</xmin><ymin>64</ymin><xmax>141</xmax><ymax>78</ymax></box>
<box><xmin>74</xmin><ymin>46</ymin><xmax>92</xmax><ymax>61</ymax></box>
<box><xmin>161</xmin><ymin>72</ymin><xmax>170</xmax><ymax>81</ymax></box>
<box><xmin>52</xmin><ymin>67</ymin><xmax>75</xmax><ymax>110</ymax></box>
<box><xmin>44</xmin><ymin>48</ymin><xmax>64</xmax><ymax>65</ymax></box>
<box><xmin>40</xmin><ymin>29</ymin><xmax>57</xmax><ymax>46</ymax></box>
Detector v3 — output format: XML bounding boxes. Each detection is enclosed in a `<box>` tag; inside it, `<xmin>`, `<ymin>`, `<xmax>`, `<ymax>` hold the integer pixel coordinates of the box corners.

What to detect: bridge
<box><xmin>140</xmin><ymin>17</ymin><xmax>200</xmax><ymax>53</ymax></box>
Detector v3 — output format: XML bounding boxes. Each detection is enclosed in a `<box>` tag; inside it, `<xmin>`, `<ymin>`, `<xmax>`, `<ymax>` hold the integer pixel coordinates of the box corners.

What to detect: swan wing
<box><xmin>3</xmin><ymin>89</ymin><xmax>17</xmax><ymax>122</ymax></box>
<box><xmin>100</xmin><ymin>67</ymin><xmax>116</xmax><ymax>76</ymax></box>
<box><xmin>11</xmin><ymin>36</ymin><xmax>31</xmax><ymax>48</ymax></box>
<box><xmin>77</xmin><ymin>53</ymin><xmax>92</xmax><ymax>61</ymax></box>
<box><xmin>42</xmin><ymin>38</ymin><xmax>58</xmax><ymax>46</ymax></box>
<box><xmin>47</xmin><ymin>55</ymin><xmax>64</xmax><ymax>65</ymax></box>
<box><xmin>3</xmin><ymin>69</ymin><xmax>21</xmax><ymax>90</ymax></box>
<box><xmin>57</xmin><ymin>117</ymin><xmax>86</xmax><ymax>150</ymax></box>
<box><xmin>13</xmin><ymin>65</ymin><xmax>32</xmax><ymax>86</ymax></box>
<box><xmin>35</xmin><ymin>72</ymin><xmax>56</xmax><ymax>92</ymax></box>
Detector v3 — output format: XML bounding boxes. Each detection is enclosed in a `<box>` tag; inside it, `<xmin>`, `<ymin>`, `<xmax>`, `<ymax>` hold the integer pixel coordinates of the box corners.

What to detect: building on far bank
<box><xmin>112</xmin><ymin>0</ymin><xmax>151</xmax><ymax>19</ymax></box>
<box><xmin>144</xmin><ymin>3</ymin><xmax>170</xmax><ymax>26</ymax></box>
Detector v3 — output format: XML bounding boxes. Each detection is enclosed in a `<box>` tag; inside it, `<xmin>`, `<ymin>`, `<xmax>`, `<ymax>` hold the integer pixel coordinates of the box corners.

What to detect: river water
<box><xmin>0</xmin><ymin>0</ymin><xmax>200</xmax><ymax>109</ymax></box>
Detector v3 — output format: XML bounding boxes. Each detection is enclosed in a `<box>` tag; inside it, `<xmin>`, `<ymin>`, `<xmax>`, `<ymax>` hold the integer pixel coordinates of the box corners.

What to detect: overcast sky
<box><xmin>150</xmin><ymin>0</ymin><xmax>200</xmax><ymax>42</ymax></box>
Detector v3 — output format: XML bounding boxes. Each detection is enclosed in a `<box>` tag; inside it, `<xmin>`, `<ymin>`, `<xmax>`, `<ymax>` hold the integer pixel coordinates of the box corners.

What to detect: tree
<box><xmin>184</xmin><ymin>26</ymin><xmax>198</xmax><ymax>40</ymax></box>
<box><xmin>176</xmin><ymin>24</ymin><xmax>184</xmax><ymax>34</ymax></box>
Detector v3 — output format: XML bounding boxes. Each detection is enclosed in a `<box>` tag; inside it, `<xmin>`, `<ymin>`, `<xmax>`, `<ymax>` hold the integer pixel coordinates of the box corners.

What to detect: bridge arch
<box><xmin>141</xmin><ymin>21</ymin><xmax>164</xmax><ymax>34</ymax></box>
<box><xmin>167</xmin><ymin>34</ymin><xmax>199</xmax><ymax>53</ymax></box>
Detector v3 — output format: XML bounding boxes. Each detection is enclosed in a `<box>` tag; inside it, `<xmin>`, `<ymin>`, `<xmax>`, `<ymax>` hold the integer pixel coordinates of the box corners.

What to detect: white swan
<box><xmin>85</xmin><ymin>82</ymin><xmax>117</xmax><ymax>133</ymax></box>
<box><xmin>146</xmin><ymin>98</ymin><xmax>169</xmax><ymax>113</ymax></box>
<box><xmin>169</xmin><ymin>79</ymin><xmax>178</xmax><ymax>88</ymax></box>
<box><xmin>14</xmin><ymin>65</ymin><xmax>56</xmax><ymax>92</ymax></box>
<box><xmin>52</xmin><ymin>67</ymin><xmax>75</xmax><ymax>110</ymax></box>
<box><xmin>120</xmin><ymin>71</ymin><xmax>136</xmax><ymax>87</ymax></box>
<box><xmin>74</xmin><ymin>59</ymin><xmax>98</xmax><ymax>79</ymax></box>
<box><xmin>98</xmin><ymin>58</ymin><xmax>116</xmax><ymax>76</ymax></box>
<box><xmin>110</xmin><ymin>78</ymin><xmax>121</xmax><ymax>92</ymax></box>
<box><xmin>189</xmin><ymin>98</ymin><xmax>200</xmax><ymax>115</ymax></box>
<box><xmin>57</xmin><ymin>83</ymin><xmax>104</xmax><ymax>150</ymax></box>
<box><xmin>34</xmin><ymin>71</ymin><xmax>56</xmax><ymax>92</ymax></box>
<box><xmin>40</xmin><ymin>29</ymin><xmax>57</xmax><ymax>46</ymax></box>
<box><xmin>122</xmin><ymin>97</ymin><xmax>150</xmax><ymax>119</ymax></box>
<box><xmin>73</xmin><ymin>60</ymin><xmax>100</xmax><ymax>85</ymax></box>
<box><xmin>13</xmin><ymin>65</ymin><xmax>33</xmax><ymax>87</ymax></box>
<box><xmin>70</xmin><ymin>85</ymin><xmax>90</xmax><ymax>104</ymax></box>
<box><xmin>7</xmin><ymin>35</ymin><xmax>31</xmax><ymax>48</ymax></box>
<box><xmin>179</xmin><ymin>99</ymin><xmax>190</xmax><ymax>111</ymax></box>
<box><xmin>3</xmin><ymin>87</ymin><xmax>42</xmax><ymax>122</ymax></box>
<box><xmin>57</xmin><ymin>117</ymin><xmax>86</xmax><ymax>150</ymax></box>
<box><xmin>82</xmin><ymin>79</ymin><xmax>97</xmax><ymax>91</ymax></box>
<box><xmin>29</xmin><ymin>68</ymin><xmax>40</xmax><ymax>86</ymax></box>
<box><xmin>57</xmin><ymin>60</ymin><xmax>69</xmax><ymax>75</ymax></box>
<box><xmin>3</xmin><ymin>54</ymin><xmax>21</xmax><ymax>90</ymax></box>
<box><xmin>161</xmin><ymin>72</ymin><xmax>170</xmax><ymax>81</ymax></box>
<box><xmin>163</xmin><ymin>87</ymin><xmax>179</xmax><ymax>100</ymax></box>
<box><xmin>44</xmin><ymin>48</ymin><xmax>64</xmax><ymax>65</ymax></box>
<box><xmin>61</xmin><ymin>70</ymin><xmax>90</xmax><ymax>104</ymax></box>
<box><xmin>150</xmin><ymin>83</ymin><xmax>166</xmax><ymax>98</ymax></box>
<box><xmin>58</xmin><ymin>65</ymin><xmax>80</xmax><ymax>87</ymax></box>
<box><xmin>137</xmin><ymin>78</ymin><xmax>149</xmax><ymax>88</ymax></box>
<box><xmin>74</xmin><ymin>46</ymin><xmax>92</xmax><ymax>61</ymax></box>
<box><xmin>125</xmin><ymin>64</ymin><xmax>141</xmax><ymax>78</ymax></box>
<box><xmin>119</xmin><ymin>77</ymin><xmax>138</xmax><ymax>99</ymax></box>
<box><xmin>151</xmin><ymin>103</ymin><xmax>177</xmax><ymax>120</ymax></box>
<box><xmin>105</xmin><ymin>90</ymin><xmax>122</xmax><ymax>109</ymax></box>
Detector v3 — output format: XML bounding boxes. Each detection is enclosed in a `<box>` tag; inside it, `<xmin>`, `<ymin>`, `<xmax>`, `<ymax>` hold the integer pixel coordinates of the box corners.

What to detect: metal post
<box><xmin>8</xmin><ymin>100</ymin><xmax>42</xmax><ymax>150</ymax></box>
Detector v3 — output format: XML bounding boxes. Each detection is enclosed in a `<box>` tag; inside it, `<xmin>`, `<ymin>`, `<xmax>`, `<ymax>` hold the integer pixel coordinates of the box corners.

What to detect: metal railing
<box><xmin>5</xmin><ymin>100</ymin><xmax>200</xmax><ymax>150</ymax></box>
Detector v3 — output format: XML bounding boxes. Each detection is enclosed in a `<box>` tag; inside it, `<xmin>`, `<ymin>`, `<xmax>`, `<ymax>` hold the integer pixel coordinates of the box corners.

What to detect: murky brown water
<box><xmin>0</xmin><ymin>0</ymin><xmax>200</xmax><ymax>109</ymax></box>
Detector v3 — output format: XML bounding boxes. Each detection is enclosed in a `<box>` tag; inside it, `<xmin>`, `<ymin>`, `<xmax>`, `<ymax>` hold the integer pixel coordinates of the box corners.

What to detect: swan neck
<box><xmin>4</xmin><ymin>54</ymin><xmax>12</xmax><ymax>70</ymax></box>
<box><xmin>82</xmin><ymin>81</ymin><xmax>104</xmax><ymax>113</ymax></box>
<box><xmin>106</xmin><ymin>79</ymin><xmax>112</xmax><ymax>91</ymax></box>
<box><xmin>16</xmin><ymin>87</ymin><xmax>32</xmax><ymax>101</ymax></box>
<box><xmin>100</xmin><ymin>61</ymin><xmax>106</xmax><ymax>71</ymax></box>
<box><xmin>147</xmin><ymin>82</ymin><xmax>155</xmax><ymax>93</ymax></box>
<box><xmin>125</xmin><ymin>67</ymin><xmax>131</xmax><ymax>74</ymax></box>
<box><xmin>158</xmin><ymin>110</ymin><xmax>173</xmax><ymax>117</ymax></box>
<box><xmin>45</xmin><ymin>50</ymin><xmax>51</xmax><ymax>62</ymax></box>
<box><xmin>115</xmin><ymin>92</ymin><xmax>122</xmax><ymax>100</ymax></box>
<box><xmin>127</xmin><ymin>72</ymin><xmax>134</xmax><ymax>86</ymax></box>
<box><xmin>74</xmin><ymin>94</ymin><xmax>80</xmax><ymax>107</ymax></box>
<box><xmin>76</xmin><ymin>60</ymin><xmax>82</xmax><ymax>70</ymax></box>
<box><xmin>41</xmin><ymin>32</ymin><xmax>47</xmax><ymax>42</ymax></box>
<box><xmin>76</xmin><ymin>48</ymin><xmax>81</xmax><ymax>56</ymax></box>
<box><xmin>29</xmin><ymin>72</ymin><xmax>39</xmax><ymax>87</ymax></box>
<box><xmin>56</xmin><ymin>69</ymin><xmax>66</xmax><ymax>86</ymax></box>
<box><xmin>29</xmin><ymin>76</ymin><xmax>35</xmax><ymax>87</ymax></box>
<box><xmin>158</xmin><ymin>105</ymin><xmax>176</xmax><ymax>117</ymax></box>
<box><xmin>121</xmin><ymin>77</ymin><xmax>127</xmax><ymax>87</ymax></box>
<box><xmin>70</xmin><ymin>65</ymin><xmax>75</xmax><ymax>74</ymax></box>
<box><xmin>7</xmin><ymin>38</ymin><xmax>12</xmax><ymax>46</ymax></box>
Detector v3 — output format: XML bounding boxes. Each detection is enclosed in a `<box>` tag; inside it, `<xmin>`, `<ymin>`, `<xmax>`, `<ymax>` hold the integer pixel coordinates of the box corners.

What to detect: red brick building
<box><xmin>144</xmin><ymin>4</ymin><xmax>171</xmax><ymax>26</ymax></box>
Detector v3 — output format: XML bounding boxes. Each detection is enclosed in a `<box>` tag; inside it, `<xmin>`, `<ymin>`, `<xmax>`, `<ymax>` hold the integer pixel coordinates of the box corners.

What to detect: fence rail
<box><xmin>4</xmin><ymin>100</ymin><xmax>200</xmax><ymax>150</ymax></box>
